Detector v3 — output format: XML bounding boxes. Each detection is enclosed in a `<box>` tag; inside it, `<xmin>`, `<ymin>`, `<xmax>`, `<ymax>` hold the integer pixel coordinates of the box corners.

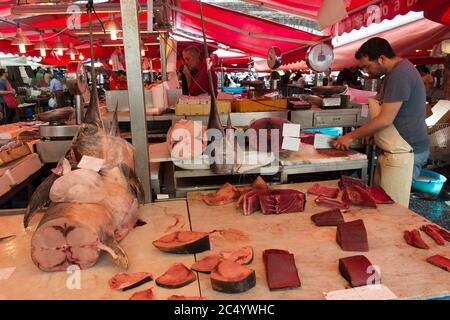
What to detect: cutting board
<box><xmin>281</xmin><ymin>143</ymin><xmax>367</xmax><ymax>165</ymax></box>
<box><xmin>187</xmin><ymin>181</ymin><xmax>450</xmax><ymax>300</ymax></box>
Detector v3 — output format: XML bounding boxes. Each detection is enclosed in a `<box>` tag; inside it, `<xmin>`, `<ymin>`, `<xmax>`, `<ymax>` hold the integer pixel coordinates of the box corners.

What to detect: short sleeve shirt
<box><xmin>379</xmin><ymin>59</ymin><xmax>429</xmax><ymax>153</ymax></box>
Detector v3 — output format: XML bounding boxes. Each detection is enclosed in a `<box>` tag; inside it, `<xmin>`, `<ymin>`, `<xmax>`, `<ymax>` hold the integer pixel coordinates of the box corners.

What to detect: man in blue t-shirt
<box><xmin>335</xmin><ymin>37</ymin><xmax>429</xmax><ymax>181</ymax></box>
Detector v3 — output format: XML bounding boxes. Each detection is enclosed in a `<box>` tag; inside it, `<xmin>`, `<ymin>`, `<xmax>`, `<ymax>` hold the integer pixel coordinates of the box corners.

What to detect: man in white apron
<box><xmin>334</xmin><ymin>38</ymin><xmax>430</xmax><ymax>207</ymax></box>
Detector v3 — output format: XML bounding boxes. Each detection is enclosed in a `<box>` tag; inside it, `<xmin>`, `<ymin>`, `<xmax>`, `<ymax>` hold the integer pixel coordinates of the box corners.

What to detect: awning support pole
<box><xmin>120</xmin><ymin>0</ymin><xmax>152</xmax><ymax>203</ymax></box>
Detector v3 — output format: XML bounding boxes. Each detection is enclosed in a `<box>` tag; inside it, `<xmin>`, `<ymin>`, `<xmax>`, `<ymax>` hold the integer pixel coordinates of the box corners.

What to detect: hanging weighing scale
<box><xmin>306</xmin><ymin>43</ymin><xmax>345</xmax><ymax>108</ymax></box>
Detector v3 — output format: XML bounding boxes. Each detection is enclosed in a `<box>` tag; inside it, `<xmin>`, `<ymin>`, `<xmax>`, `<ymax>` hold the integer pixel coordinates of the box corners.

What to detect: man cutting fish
<box><xmin>334</xmin><ymin>37</ymin><xmax>429</xmax><ymax>207</ymax></box>
<box><xmin>182</xmin><ymin>46</ymin><xmax>218</xmax><ymax>96</ymax></box>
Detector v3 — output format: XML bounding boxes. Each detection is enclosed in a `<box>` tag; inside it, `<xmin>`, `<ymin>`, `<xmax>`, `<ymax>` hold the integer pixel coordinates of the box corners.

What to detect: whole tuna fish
<box><xmin>25</xmin><ymin>90</ymin><xmax>144</xmax><ymax>271</ymax></box>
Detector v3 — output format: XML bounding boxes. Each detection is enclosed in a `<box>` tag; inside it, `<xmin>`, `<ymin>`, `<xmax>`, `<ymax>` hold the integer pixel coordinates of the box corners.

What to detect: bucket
<box><xmin>412</xmin><ymin>169</ymin><xmax>447</xmax><ymax>196</ymax></box>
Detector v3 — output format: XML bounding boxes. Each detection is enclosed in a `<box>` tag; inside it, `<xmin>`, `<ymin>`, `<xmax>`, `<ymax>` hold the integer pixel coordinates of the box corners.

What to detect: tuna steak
<box><xmin>259</xmin><ymin>189</ymin><xmax>306</xmax><ymax>214</ymax></box>
<box><xmin>191</xmin><ymin>253</ymin><xmax>222</xmax><ymax>273</ymax></box>
<box><xmin>314</xmin><ymin>196</ymin><xmax>349</xmax><ymax>210</ymax></box>
<box><xmin>404</xmin><ymin>229</ymin><xmax>429</xmax><ymax>249</ymax></box>
<box><xmin>338</xmin><ymin>255</ymin><xmax>379</xmax><ymax>287</ymax></box>
<box><xmin>342</xmin><ymin>185</ymin><xmax>377</xmax><ymax>208</ymax></box>
<box><xmin>109</xmin><ymin>272</ymin><xmax>153</xmax><ymax>291</ymax></box>
<box><xmin>336</xmin><ymin>219</ymin><xmax>369</xmax><ymax>252</ymax></box>
<box><xmin>307</xmin><ymin>183</ymin><xmax>339</xmax><ymax>199</ymax></box>
<box><xmin>263</xmin><ymin>249</ymin><xmax>301</xmax><ymax>290</ymax></box>
<box><xmin>210</xmin><ymin>260</ymin><xmax>256</xmax><ymax>294</ymax></box>
<box><xmin>156</xmin><ymin>263</ymin><xmax>197</xmax><ymax>289</ymax></box>
<box><xmin>311</xmin><ymin>208</ymin><xmax>345</xmax><ymax>226</ymax></box>
<box><xmin>426</xmin><ymin>255</ymin><xmax>450</xmax><ymax>272</ymax></box>
<box><xmin>152</xmin><ymin>231</ymin><xmax>210</xmax><ymax>254</ymax></box>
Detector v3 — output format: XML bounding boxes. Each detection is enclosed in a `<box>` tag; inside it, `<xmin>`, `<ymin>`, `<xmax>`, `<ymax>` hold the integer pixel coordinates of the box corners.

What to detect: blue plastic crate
<box><xmin>223</xmin><ymin>87</ymin><xmax>245</xmax><ymax>94</ymax></box>
<box><xmin>412</xmin><ymin>169</ymin><xmax>447</xmax><ymax>196</ymax></box>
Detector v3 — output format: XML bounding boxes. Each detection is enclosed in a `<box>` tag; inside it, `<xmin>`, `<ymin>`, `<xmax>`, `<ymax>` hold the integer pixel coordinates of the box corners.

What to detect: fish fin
<box><xmin>100</xmin><ymin>237</ymin><xmax>129</xmax><ymax>270</ymax></box>
<box><xmin>83</xmin><ymin>86</ymin><xmax>104</xmax><ymax>129</ymax></box>
<box><xmin>119</xmin><ymin>163</ymin><xmax>145</xmax><ymax>204</ymax></box>
<box><xmin>109</xmin><ymin>101</ymin><xmax>121</xmax><ymax>137</ymax></box>
<box><xmin>24</xmin><ymin>173</ymin><xmax>59</xmax><ymax>228</ymax></box>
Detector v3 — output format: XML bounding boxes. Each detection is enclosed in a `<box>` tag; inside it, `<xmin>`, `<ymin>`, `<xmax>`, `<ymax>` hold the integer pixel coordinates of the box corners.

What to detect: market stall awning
<box><xmin>173</xmin><ymin>0</ymin><xmax>326</xmax><ymax>64</ymax></box>
<box><xmin>238</xmin><ymin>0</ymin><xmax>449</xmax><ymax>34</ymax></box>
<box><xmin>332</xmin><ymin>18</ymin><xmax>450</xmax><ymax>70</ymax></box>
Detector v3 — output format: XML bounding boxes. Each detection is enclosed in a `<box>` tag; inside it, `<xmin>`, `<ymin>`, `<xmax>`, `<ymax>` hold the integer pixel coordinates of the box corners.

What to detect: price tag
<box><xmin>361</xmin><ymin>104</ymin><xmax>369</xmax><ymax>118</ymax></box>
<box><xmin>77</xmin><ymin>156</ymin><xmax>105</xmax><ymax>172</ymax></box>
<box><xmin>282</xmin><ymin>136</ymin><xmax>301</xmax><ymax>152</ymax></box>
<box><xmin>282</xmin><ymin>123</ymin><xmax>301</xmax><ymax>138</ymax></box>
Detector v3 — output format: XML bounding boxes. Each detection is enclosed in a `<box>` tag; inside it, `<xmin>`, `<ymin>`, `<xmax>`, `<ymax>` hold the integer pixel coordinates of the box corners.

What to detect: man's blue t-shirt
<box><xmin>379</xmin><ymin>59</ymin><xmax>429</xmax><ymax>154</ymax></box>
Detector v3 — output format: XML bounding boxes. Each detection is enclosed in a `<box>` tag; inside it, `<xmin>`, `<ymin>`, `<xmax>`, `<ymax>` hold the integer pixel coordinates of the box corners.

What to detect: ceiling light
<box><xmin>34</xmin><ymin>34</ymin><xmax>50</xmax><ymax>57</ymax></box>
<box><xmin>11</xmin><ymin>28</ymin><xmax>32</xmax><ymax>54</ymax></box>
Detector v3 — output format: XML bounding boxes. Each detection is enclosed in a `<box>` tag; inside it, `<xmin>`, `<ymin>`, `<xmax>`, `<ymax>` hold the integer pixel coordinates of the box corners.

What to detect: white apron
<box><xmin>368</xmin><ymin>97</ymin><xmax>414</xmax><ymax>207</ymax></box>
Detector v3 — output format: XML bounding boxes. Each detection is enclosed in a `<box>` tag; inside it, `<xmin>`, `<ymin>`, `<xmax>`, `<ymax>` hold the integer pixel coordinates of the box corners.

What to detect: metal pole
<box><xmin>159</xmin><ymin>32</ymin><xmax>167</xmax><ymax>82</ymax></box>
<box><xmin>75</xmin><ymin>95</ymin><xmax>82</xmax><ymax>124</ymax></box>
<box><xmin>120</xmin><ymin>0</ymin><xmax>152</xmax><ymax>203</ymax></box>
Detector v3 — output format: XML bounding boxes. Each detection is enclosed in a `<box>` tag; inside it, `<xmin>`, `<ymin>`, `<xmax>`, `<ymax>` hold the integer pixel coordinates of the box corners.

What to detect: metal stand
<box><xmin>120</xmin><ymin>0</ymin><xmax>152</xmax><ymax>203</ymax></box>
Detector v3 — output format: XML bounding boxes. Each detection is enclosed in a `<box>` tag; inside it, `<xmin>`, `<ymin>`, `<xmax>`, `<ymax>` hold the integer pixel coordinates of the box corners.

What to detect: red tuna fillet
<box><xmin>423</xmin><ymin>224</ymin><xmax>450</xmax><ymax>242</ymax></box>
<box><xmin>426</xmin><ymin>255</ymin><xmax>450</xmax><ymax>272</ymax></box>
<box><xmin>129</xmin><ymin>288</ymin><xmax>155</xmax><ymax>300</ymax></box>
<box><xmin>339</xmin><ymin>255</ymin><xmax>380</xmax><ymax>287</ymax></box>
<box><xmin>404</xmin><ymin>230</ymin><xmax>429</xmax><ymax>249</ymax></box>
<box><xmin>420</xmin><ymin>224</ymin><xmax>445</xmax><ymax>246</ymax></box>
<box><xmin>342</xmin><ymin>185</ymin><xmax>377</xmax><ymax>208</ymax></box>
<box><xmin>307</xmin><ymin>183</ymin><xmax>339</xmax><ymax>199</ymax></box>
<box><xmin>339</xmin><ymin>175</ymin><xmax>369</xmax><ymax>190</ymax></box>
<box><xmin>311</xmin><ymin>208</ymin><xmax>345</xmax><ymax>226</ymax></box>
<box><xmin>336</xmin><ymin>219</ymin><xmax>369</xmax><ymax>252</ymax></box>
<box><xmin>314</xmin><ymin>196</ymin><xmax>349</xmax><ymax>210</ymax></box>
<box><xmin>369</xmin><ymin>186</ymin><xmax>395</xmax><ymax>204</ymax></box>
<box><xmin>263</xmin><ymin>249</ymin><xmax>301</xmax><ymax>290</ymax></box>
<box><xmin>259</xmin><ymin>189</ymin><xmax>306</xmax><ymax>214</ymax></box>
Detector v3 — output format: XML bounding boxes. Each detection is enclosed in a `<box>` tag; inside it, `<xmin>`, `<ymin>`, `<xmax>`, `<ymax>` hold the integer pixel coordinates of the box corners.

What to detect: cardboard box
<box><xmin>426</xmin><ymin>100</ymin><xmax>450</xmax><ymax>127</ymax></box>
<box><xmin>0</xmin><ymin>143</ymin><xmax>31</xmax><ymax>166</ymax></box>
<box><xmin>232</xmin><ymin>99</ymin><xmax>288</xmax><ymax>112</ymax></box>
<box><xmin>175</xmin><ymin>100</ymin><xmax>231</xmax><ymax>115</ymax></box>
<box><xmin>4</xmin><ymin>153</ymin><xmax>43</xmax><ymax>186</ymax></box>
<box><xmin>105</xmin><ymin>90</ymin><xmax>153</xmax><ymax>112</ymax></box>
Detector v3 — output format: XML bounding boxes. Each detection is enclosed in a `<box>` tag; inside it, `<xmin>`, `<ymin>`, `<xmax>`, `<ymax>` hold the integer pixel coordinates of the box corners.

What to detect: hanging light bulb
<box><xmin>79</xmin><ymin>52</ymin><xmax>84</xmax><ymax>60</ymax></box>
<box><xmin>54</xmin><ymin>36</ymin><xmax>67</xmax><ymax>56</ymax></box>
<box><xmin>11</xmin><ymin>28</ymin><xmax>32</xmax><ymax>54</ymax></box>
<box><xmin>67</xmin><ymin>42</ymin><xmax>78</xmax><ymax>61</ymax></box>
<box><xmin>105</xmin><ymin>14</ymin><xmax>119</xmax><ymax>41</ymax></box>
<box><xmin>35</xmin><ymin>34</ymin><xmax>50</xmax><ymax>57</ymax></box>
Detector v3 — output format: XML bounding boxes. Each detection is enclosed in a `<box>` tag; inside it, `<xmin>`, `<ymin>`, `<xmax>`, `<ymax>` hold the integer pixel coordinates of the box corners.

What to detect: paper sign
<box><xmin>156</xmin><ymin>194</ymin><xmax>170</xmax><ymax>200</ymax></box>
<box><xmin>361</xmin><ymin>104</ymin><xmax>369</xmax><ymax>118</ymax></box>
<box><xmin>282</xmin><ymin>136</ymin><xmax>301</xmax><ymax>152</ymax></box>
<box><xmin>283</xmin><ymin>123</ymin><xmax>301</xmax><ymax>137</ymax></box>
<box><xmin>77</xmin><ymin>156</ymin><xmax>105</xmax><ymax>172</ymax></box>
<box><xmin>0</xmin><ymin>267</ymin><xmax>16</xmax><ymax>281</ymax></box>
<box><xmin>324</xmin><ymin>284</ymin><xmax>397</xmax><ymax>300</ymax></box>
<box><xmin>314</xmin><ymin>134</ymin><xmax>337</xmax><ymax>149</ymax></box>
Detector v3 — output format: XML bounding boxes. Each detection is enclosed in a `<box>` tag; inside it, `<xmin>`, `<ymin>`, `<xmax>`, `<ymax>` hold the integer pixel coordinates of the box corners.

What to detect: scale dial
<box><xmin>267</xmin><ymin>46</ymin><xmax>282</xmax><ymax>69</ymax></box>
<box><xmin>306</xmin><ymin>43</ymin><xmax>334</xmax><ymax>72</ymax></box>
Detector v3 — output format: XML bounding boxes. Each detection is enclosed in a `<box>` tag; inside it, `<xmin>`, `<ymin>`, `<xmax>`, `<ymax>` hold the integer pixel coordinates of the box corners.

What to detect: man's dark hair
<box><xmin>116</xmin><ymin>70</ymin><xmax>126</xmax><ymax>77</ymax></box>
<box><xmin>0</xmin><ymin>69</ymin><xmax>6</xmax><ymax>77</ymax></box>
<box><xmin>355</xmin><ymin>37</ymin><xmax>396</xmax><ymax>61</ymax></box>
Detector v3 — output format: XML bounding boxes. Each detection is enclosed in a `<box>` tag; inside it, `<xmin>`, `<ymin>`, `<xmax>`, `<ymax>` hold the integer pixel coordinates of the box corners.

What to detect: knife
<box><xmin>313</xmin><ymin>134</ymin><xmax>338</xmax><ymax>149</ymax></box>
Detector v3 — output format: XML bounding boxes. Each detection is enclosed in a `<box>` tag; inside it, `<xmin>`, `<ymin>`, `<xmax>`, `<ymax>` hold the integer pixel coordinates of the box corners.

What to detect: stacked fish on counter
<box><xmin>24</xmin><ymin>98</ymin><xmax>144</xmax><ymax>272</ymax></box>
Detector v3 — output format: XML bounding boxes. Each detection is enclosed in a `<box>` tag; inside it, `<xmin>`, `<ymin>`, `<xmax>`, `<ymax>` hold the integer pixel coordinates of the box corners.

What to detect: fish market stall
<box><xmin>1</xmin><ymin>179</ymin><xmax>450</xmax><ymax>300</ymax></box>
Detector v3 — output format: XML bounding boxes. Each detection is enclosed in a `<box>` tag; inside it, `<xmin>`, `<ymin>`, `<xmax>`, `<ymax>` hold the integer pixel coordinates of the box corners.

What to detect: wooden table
<box><xmin>0</xmin><ymin>200</ymin><xmax>200</xmax><ymax>300</ymax></box>
<box><xmin>187</xmin><ymin>180</ymin><xmax>450</xmax><ymax>300</ymax></box>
